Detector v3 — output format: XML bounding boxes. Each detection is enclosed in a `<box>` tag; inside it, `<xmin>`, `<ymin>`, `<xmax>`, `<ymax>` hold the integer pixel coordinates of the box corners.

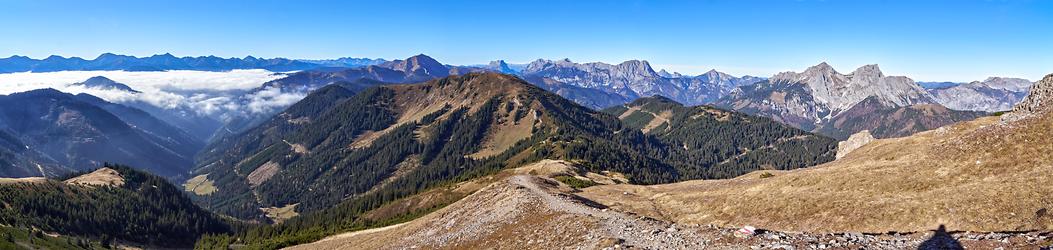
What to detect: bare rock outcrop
<box><xmin>836</xmin><ymin>130</ymin><xmax>875</xmax><ymax>159</ymax></box>
<box><xmin>1003</xmin><ymin>73</ymin><xmax>1053</xmax><ymax>122</ymax></box>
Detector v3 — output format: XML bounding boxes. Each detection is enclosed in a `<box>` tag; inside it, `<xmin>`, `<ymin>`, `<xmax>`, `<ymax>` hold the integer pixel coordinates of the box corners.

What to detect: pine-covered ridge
<box><xmin>0</xmin><ymin>164</ymin><xmax>230</xmax><ymax>248</ymax></box>
<box><xmin>603</xmin><ymin>96</ymin><xmax>837</xmax><ymax>179</ymax></box>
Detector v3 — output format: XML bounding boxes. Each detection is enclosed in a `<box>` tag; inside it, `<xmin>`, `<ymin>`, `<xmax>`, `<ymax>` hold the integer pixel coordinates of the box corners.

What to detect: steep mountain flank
<box><xmin>0</xmin><ymin>89</ymin><xmax>199</xmax><ymax>178</ymax></box>
<box><xmin>814</xmin><ymin>97</ymin><xmax>987</xmax><ymax>139</ymax></box>
<box><xmin>603</xmin><ymin>96</ymin><xmax>837</xmax><ymax>178</ymax></box>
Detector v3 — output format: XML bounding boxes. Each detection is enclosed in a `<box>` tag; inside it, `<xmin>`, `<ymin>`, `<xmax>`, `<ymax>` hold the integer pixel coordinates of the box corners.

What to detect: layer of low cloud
<box><xmin>0</xmin><ymin>70</ymin><xmax>303</xmax><ymax>118</ymax></box>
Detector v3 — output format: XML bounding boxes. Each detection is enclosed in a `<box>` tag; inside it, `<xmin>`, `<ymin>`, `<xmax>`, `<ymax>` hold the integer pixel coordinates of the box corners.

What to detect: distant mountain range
<box><xmin>0</xmin><ymin>52</ymin><xmax>1032</xmax><ymax>142</ymax></box>
<box><xmin>295</xmin><ymin>57</ymin><xmax>388</xmax><ymax>68</ymax></box>
<box><xmin>715</xmin><ymin>63</ymin><xmax>986</xmax><ymax>139</ymax></box>
<box><xmin>517</xmin><ymin>59</ymin><xmax>764</xmax><ymax>109</ymax></box>
<box><xmin>927</xmin><ymin>77</ymin><xmax>1033</xmax><ymax>112</ymax></box>
<box><xmin>0</xmin><ymin>53</ymin><xmax>385</xmax><ymax>73</ymax></box>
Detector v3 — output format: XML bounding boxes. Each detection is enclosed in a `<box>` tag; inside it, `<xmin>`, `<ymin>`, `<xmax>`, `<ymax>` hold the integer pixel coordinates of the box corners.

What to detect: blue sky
<box><xmin>1</xmin><ymin>0</ymin><xmax>1051</xmax><ymax>81</ymax></box>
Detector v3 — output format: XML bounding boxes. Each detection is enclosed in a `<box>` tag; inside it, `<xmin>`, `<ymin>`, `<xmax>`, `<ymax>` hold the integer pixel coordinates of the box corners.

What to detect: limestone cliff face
<box><xmin>1012</xmin><ymin>74</ymin><xmax>1053</xmax><ymax>115</ymax></box>
<box><xmin>520</xmin><ymin>59</ymin><xmax>762</xmax><ymax>107</ymax></box>
<box><xmin>767</xmin><ymin>63</ymin><xmax>935</xmax><ymax>118</ymax></box>
<box><xmin>929</xmin><ymin>77</ymin><xmax>1032</xmax><ymax>112</ymax></box>
<box><xmin>716</xmin><ymin>63</ymin><xmax>940</xmax><ymax>132</ymax></box>
<box><xmin>836</xmin><ymin>130</ymin><xmax>875</xmax><ymax>159</ymax></box>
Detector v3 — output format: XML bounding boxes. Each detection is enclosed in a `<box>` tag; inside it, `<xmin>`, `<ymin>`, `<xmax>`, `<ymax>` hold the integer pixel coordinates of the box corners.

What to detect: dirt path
<box><xmin>285</xmin><ymin>174</ymin><xmax>1053</xmax><ymax>249</ymax></box>
<box><xmin>285</xmin><ymin>222</ymin><xmax>408</xmax><ymax>249</ymax></box>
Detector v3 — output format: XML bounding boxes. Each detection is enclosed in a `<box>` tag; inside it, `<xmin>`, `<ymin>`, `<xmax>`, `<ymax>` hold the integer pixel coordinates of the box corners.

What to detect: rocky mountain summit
<box><xmin>717</xmin><ymin>63</ymin><xmax>981</xmax><ymax>139</ymax></box>
<box><xmin>929</xmin><ymin>77</ymin><xmax>1033</xmax><ymax>112</ymax></box>
<box><xmin>768</xmin><ymin>63</ymin><xmax>934</xmax><ymax>115</ymax></box>
<box><xmin>656</xmin><ymin>69</ymin><xmax>682</xmax><ymax>78</ymax></box>
<box><xmin>520</xmin><ymin>58</ymin><xmax>761</xmax><ymax>108</ymax></box>
<box><xmin>484</xmin><ymin>60</ymin><xmax>517</xmax><ymax>74</ymax></box>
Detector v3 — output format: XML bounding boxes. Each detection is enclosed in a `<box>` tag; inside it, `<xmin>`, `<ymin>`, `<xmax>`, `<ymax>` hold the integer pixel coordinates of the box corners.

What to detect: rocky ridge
<box><xmin>929</xmin><ymin>77</ymin><xmax>1032</xmax><ymax>112</ymax></box>
<box><xmin>1010</xmin><ymin>73</ymin><xmax>1053</xmax><ymax>115</ymax></box>
<box><xmin>768</xmin><ymin>63</ymin><xmax>934</xmax><ymax>118</ymax></box>
<box><xmin>521</xmin><ymin>58</ymin><xmax>762</xmax><ymax>107</ymax></box>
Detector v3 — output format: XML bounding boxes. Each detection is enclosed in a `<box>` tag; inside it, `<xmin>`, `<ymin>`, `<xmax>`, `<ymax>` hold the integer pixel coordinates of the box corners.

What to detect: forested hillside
<box><xmin>0</xmin><ymin>165</ymin><xmax>230</xmax><ymax>248</ymax></box>
<box><xmin>603</xmin><ymin>96</ymin><xmax>837</xmax><ymax>178</ymax></box>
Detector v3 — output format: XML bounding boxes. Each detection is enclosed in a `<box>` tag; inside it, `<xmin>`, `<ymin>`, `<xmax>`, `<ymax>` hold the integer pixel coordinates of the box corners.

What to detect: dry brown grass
<box><xmin>0</xmin><ymin>177</ymin><xmax>46</xmax><ymax>184</ymax></box>
<box><xmin>64</xmin><ymin>168</ymin><xmax>124</xmax><ymax>187</ymax></box>
<box><xmin>581</xmin><ymin>112</ymin><xmax>1053</xmax><ymax>233</ymax></box>
<box><xmin>468</xmin><ymin>103</ymin><xmax>538</xmax><ymax>159</ymax></box>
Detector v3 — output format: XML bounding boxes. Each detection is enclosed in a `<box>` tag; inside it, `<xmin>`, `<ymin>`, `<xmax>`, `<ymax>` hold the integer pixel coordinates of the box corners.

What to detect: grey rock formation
<box><xmin>1008</xmin><ymin>73</ymin><xmax>1053</xmax><ymax>117</ymax></box>
<box><xmin>485</xmin><ymin>60</ymin><xmax>517</xmax><ymax>74</ymax></box>
<box><xmin>836</xmin><ymin>130</ymin><xmax>875</xmax><ymax>159</ymax></box>
<box><xmin>521</xmin><ymin>59</ymin><xmax>760</xmax><ymax>107</ymax></box>
<box><xmin>929</xmin><ymin>77</ymin><xmax>1032</xmax><ymax>112</ymax></box>
<box><xmin>657</xmin><ymin>69</ymin><xmax>683</xmax><ymax>78</ymax></box>
<box><xmin>768</xmin><ymin>63</ymin><xmax>934</xmax><ymax>116</ymax></box>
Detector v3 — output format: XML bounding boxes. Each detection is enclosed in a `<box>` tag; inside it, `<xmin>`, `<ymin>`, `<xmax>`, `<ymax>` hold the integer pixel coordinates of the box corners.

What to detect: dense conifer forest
<box><xmin>0</xmin><ymin>164</ymin><xmax>230</xmax><ymax>248</ymax></box>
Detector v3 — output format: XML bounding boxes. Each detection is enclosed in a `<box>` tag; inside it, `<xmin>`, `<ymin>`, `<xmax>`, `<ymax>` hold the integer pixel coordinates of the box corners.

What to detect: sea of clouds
<box><xmin>0</xmin><ymin>70</ymin><xmax>307</xmax><ymax>118</ymax></box>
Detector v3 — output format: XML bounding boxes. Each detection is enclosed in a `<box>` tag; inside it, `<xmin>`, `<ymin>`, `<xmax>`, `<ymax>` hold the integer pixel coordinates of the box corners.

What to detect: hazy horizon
<box><xmin>2</xmin><ymin>0</ymin><xmax>1051</xmax><ymax>82</ymax></box>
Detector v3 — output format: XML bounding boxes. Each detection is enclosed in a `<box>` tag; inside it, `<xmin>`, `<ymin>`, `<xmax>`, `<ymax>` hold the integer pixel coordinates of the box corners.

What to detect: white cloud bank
<box><xmin>0</xmin><ymin>70</ymin><xmax>304</xmax><ymax>118</ymax></box>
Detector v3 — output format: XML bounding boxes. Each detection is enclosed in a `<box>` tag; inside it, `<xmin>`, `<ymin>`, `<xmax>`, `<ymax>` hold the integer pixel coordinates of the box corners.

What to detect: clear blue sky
<box><xmin>2</xmin><ymin>0</ymin><xmax>1051</xmax><ymax>81</ymax></box>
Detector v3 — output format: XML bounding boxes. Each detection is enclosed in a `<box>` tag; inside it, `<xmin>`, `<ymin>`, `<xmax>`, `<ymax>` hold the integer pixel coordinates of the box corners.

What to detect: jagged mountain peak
<box><xmin>657</xmin><ymin>69</ymin><xmax>673</xmax><ymax>78</ymax></box>
<box><xmin>488</xmin><ymin>60</ymin><xmax>508</xmax><ymax>67</ymax></box>
<box><xmin>809</xmin><ymin>61</ymin><xmax>837</xmax><ymax>73</ymax></box>
<box><xmin>486</xmin><ymin>60</ymin><xmax>516</xmax><ymax>73</ymax></box>
<box><xmin>699</xmin><ymin>69</ymin><xmax>732</xmax><ymax>79</ymax></box>
<box><xmin>850</xmin><ymin>64</ymin><xmax>884</xmax><ymax>78</ymax></box>
<box><xmin>613</xmin><ymin>60</ymin><xmax>659</xmax><ymax>77</ymax></box>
